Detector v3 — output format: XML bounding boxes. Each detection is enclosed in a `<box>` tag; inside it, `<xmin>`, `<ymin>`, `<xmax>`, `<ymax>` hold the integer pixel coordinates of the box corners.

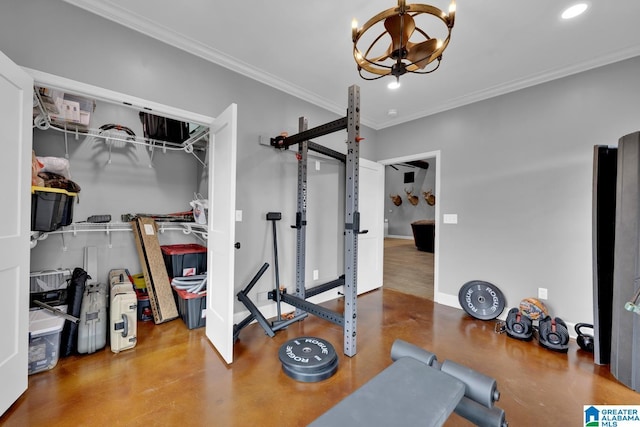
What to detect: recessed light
<box><xmin>388</xmin><ymin>109</ymin><xmax>398</xmax><ymax>117</ymax></box>
<box><xmin>561</xmin><ymin>3</ymin><xmax>588</xmax><ymax>20</ymax></box>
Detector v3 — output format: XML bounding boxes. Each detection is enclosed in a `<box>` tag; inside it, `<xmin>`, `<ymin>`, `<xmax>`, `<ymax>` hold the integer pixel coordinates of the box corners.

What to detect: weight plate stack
<box><xmin>458</xmin><ymin>280</ymin><xmax>506</xmax><ymax>320</ymax></box>
<box><xmin>278</xmin><ymin>337</ymin><xmax>338</xmax><ymax>383</ymax></box>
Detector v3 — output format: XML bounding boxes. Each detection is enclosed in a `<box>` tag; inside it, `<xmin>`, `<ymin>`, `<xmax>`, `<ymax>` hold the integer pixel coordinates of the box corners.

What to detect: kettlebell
<box><xmin>575</xmin><ymin>323</ymin><xmax>594</xmax><ymax>352</ymax></box>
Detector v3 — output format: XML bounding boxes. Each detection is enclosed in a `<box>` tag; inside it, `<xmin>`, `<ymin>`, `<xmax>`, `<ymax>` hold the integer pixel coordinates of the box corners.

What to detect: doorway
<box><xmin>379</xmin><ymin>151</ymin><xmax>440</xmax><ymax>299</ymax></box>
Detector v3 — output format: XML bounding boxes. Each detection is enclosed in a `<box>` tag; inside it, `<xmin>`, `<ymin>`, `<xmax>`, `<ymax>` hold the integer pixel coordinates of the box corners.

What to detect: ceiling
<box><xmin>64</xmin><ymin>0</ymin><xmax>640</xmax><ymax>130</ymax></box>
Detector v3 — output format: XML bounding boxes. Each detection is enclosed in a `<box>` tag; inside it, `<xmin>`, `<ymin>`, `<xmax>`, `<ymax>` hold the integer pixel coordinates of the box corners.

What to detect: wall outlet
<box><xmin>538</xmin><ymin>287</ymin><xmax>548</xmax><ymax>300</ymax></box>
<box><xmin>313</xmin><ymin>269</ymin><xmax>319</xmax><ymax>280</ymax></box>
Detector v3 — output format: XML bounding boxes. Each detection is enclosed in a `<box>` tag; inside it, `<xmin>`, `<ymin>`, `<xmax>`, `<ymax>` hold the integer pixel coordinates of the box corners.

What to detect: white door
<box><xmin>357</xmin><ymin>158</ymin><xmax>384</xmax><ymax>294</ymax></box>
<box><xmin>205</xmin><ymin>104</ymin><xmax>237</xmax><ymax>364</ymax></box>
<box><xmin>0</xmin><ymin>51</ymin><xmax>32</xmax><ymax>414</ymax></box>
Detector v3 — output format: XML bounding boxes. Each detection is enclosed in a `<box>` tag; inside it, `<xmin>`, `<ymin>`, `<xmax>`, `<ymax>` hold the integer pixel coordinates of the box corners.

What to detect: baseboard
<box><xmin>385</xmin><ymin>234</ymin><xmax>414</xmax><ymax>240</ymax></box>
<box><xmin>434</xmin><ymin>292</ymin><xmax>459</xmax><ymax>309</ymax></box>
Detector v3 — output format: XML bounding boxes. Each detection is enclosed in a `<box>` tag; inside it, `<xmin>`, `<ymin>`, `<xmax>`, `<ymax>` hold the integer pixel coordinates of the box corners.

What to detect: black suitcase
<box><xmin>60</xmin><ymin>267</ymin><xmax>89</xmax><ymax>357</ymax></box>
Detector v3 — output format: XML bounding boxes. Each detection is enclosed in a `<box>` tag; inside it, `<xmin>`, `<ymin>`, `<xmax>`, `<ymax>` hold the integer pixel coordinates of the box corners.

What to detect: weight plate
<box><xmin>458</xmin><ymin>281</ymin><xmax>506</xmax><ymax>320</ymax></box>
<box><xmin>281</xmin><ymin>357</ymin><xmax>339</xmax><ymax>383</ymax></box>
<box><xmin>279</xmin><ymin>337</ymin><xmax>338</xmax><ymax>382</ymax></box>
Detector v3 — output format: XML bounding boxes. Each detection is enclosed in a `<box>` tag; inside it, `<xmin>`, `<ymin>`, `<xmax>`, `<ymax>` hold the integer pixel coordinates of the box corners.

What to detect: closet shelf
<box><xmin>32</xmin><ymin>89</ymin><xmax>209</xmax><ymax>165</ymax></box>
<box><xmin>30</xmin><ymin>221</ymin><xmax>208</xmax><ymax>250</ymax></box>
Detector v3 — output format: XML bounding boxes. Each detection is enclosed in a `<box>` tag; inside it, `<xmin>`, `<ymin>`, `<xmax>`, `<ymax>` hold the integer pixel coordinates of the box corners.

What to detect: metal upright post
<box><xmin>267</xmin><ymin>86</ymin><xmax>361</xmax><ymax>357</ymax></box>
<box><xmin>295</xmin><ymin>117</ymin><xmax>309</xmax><ymax>316</ymax></box>
<box><xmin>343</xmin><ymin>85</ymin><xmax>360</xmax><ymax>357</ymax></box>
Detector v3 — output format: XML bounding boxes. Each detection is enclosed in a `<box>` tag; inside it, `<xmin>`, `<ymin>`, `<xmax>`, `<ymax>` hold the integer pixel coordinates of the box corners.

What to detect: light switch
<box><xmin>235</xmin><ymin>210</ymin><xmax>242</xmax><ymax>222</ymax></box>
<box><xmin>443</xmin><ymin>214</ymin><xmax>458</xmax><ymax>224</ymax></box>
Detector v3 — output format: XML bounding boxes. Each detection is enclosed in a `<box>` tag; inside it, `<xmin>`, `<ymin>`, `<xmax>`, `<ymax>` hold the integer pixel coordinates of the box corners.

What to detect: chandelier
<box><xmin>351</xmin><ymin>0</ymin><xmax>455</xmax><ymax>88</ymax></box>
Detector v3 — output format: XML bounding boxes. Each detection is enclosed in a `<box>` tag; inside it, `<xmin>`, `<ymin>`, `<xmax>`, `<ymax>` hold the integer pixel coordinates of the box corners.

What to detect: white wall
<box><xmin>0</xmin><ymin>0</ymin><xmax>377</xmax><ymax>314</ymax></box>
<box><xmin>373</xmin><ymin>56</ymin><xmax>640</xmax><ymax>325</ymax></box>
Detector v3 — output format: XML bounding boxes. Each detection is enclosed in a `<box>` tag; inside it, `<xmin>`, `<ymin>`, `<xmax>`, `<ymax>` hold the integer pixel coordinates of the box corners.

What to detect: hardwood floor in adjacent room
<box><xmin>2</xmin><ymin>269</ymin><xmax>638</xmax><ymax>426</ymax></box>
<box><xmin>383</xmin><ymin>237</ymin><xmax>434</xmax><ymax>299</ymax></box>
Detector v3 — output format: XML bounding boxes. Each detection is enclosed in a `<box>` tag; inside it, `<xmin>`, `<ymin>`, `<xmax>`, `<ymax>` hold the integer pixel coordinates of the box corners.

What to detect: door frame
<box><xmin>378</xmin><ymin>150</ymin><xmax>441</xmax><ymax>300</ymax></box>
<box><xmin>24</xmin><ymin>69</ymin><xmax>237</xmax><ymax>363</ymax></box>
<box><xmin>24</xmin><ymin>68</ymin><xmax>213</xmax><ymax>126</ymax></box>
<box><xmin>357</xmin><ymin>158</ymin><xmax>385</xmax><ymax>294</ymax></box>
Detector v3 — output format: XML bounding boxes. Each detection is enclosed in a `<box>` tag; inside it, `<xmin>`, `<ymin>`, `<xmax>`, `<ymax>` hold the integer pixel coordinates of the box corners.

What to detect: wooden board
<box><xmin>131</xmin><ymin>217</ymin><xmax>178</xmax><ymax>324</ymax></box>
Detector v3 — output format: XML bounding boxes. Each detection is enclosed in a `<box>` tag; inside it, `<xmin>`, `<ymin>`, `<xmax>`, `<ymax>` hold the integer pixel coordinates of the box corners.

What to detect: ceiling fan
<box><xmin>352</xmin><ymin>0</ymin><xmax>455</xmax><ymax>87</ymax></box>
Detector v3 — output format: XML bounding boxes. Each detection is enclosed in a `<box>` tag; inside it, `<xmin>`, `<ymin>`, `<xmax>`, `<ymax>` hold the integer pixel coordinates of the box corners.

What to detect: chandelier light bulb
<box><xmin>388</xmin><ymin>77</ymin><xmax>401</xmax><ymax>90</ymax></box>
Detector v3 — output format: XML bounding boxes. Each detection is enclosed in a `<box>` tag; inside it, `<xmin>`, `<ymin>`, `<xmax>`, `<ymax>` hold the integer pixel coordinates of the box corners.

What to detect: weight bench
<box><xmin>309</xmin><ymin>340</ymin><xmax>508</xmax><ymax>427</ymax></box>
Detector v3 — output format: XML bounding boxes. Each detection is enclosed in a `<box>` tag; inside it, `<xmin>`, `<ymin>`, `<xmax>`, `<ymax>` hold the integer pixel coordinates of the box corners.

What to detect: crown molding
<box><xmin>378</xmin><ymin>45</ymin><xmax>640</xmax><ymax>129</ymax></box>
<box><xmin>62</xmin><ymin>0</ymin><xmax>380</xmax><ymax>128</ymax></box>
<box><xmin>63</xmin><ymin>0</ymin><xmax>640</xmax><ymax>131</ymax></box>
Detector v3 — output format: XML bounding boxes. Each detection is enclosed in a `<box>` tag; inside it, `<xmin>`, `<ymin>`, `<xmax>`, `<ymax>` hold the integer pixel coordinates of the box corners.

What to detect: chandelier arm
<box><xmin>358</xmin><ymin>69</ymin><xmax>388</xmax><ymax>81</ymax></box>
<box><xmin>413</xmin><ymin>26</ymin><xmax>431</xmax><ymax>40</ymax></box>
<box><xmin>362</xmin><ymin>31</ymin><xmax>393</xmax><ymax>62</ymax></box>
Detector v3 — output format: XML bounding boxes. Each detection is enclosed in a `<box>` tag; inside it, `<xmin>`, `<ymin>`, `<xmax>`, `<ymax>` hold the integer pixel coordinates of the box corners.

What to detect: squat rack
<box><xmin>270</xmin><ymin>85</ymin><xmax>363</xmax><ymax>357</ymax></box>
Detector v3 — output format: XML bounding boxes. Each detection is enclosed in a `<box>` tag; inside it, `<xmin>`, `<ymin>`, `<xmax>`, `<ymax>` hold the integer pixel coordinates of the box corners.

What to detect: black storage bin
<box><xmin>140</xmin><ymin>112</ymin><xmax>190</xmax><ymax>144</ymax></box>
<box><xmin>161</xmin><ymin>244</ymin><xmax>207</xmax><ymax>278</ymax></box>
<box><xmin>174</xmin><ymin>288</ymin><xmax>206</xmax><ymax>329</ymax></box>
<box><xmin>31</xmin><ymin>186</ymin><xmax>68</xmax><ymax>232</ymax></box>
<box><xmin>60</xmin><ymin>191</ymin><xmax>77</xmax><ymax>226</ymax></box>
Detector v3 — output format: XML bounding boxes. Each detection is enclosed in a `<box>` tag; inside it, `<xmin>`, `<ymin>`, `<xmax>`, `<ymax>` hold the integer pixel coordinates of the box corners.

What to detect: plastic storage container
<box><xmin>161</xmin><ymin>244</ymin><xmax>207</xmax><ymax>278</ymax></box>
<box><xmin>29</xmin><ymin>308</ymin><xmax>66</xmax><ymax>375</ymax></box>
<box><xmin>60</xmin><ymin>190</ymin><xmax>77</xmax><ymax>226</ymax></box>
<box><xmin>29</xmin><ymin>269</ymin><xmax>70</xmax><ymax>308</ymax></box>
<box><xmin>136</xmin><ymin>289</ymin><xmax>153</xmax><ymax>321</ymax></box>
<box><xmin>31</xmin><ymin>186</ymin><xmax>76</xmax><ymax>231</ymax></box>
<box><xmin>174</xmin><ymin>288</ymin><xmax>206</xmax><ymax>329</ymax></box>
<box><xmin>132</xmin><ymin>273</ymin><xmax>147</xmax><ymax>290</ymax></box>
<box><xmin>30</xmin><ymin>269</ymin><xmax>71</xmax><ymax>293</ymax></box>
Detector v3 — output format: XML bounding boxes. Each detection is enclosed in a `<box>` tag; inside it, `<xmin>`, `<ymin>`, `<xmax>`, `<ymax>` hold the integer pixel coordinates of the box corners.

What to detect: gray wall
<box><xmin>0</xmin><ymin>0</ymin><xmax>376</xmax><ymax>314</ymax></box>
<box><xmin>384</xmin><ymin>162</ymin><xmax>436</xmax><ymax>237</ymax></box>
<box><xmin>30</xmin><ymin>99</ymin><xmax>205</xmax><ymax>279</ymax></box>
<box><xmin>373</xmin><ymin>56</ymin><xmax>640</xmax><ymax>324</ymax></box>
<box><xmin>4</xmin><ymin>0</ymin><xmax>640</xmax><ymax>327</ymax></box>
